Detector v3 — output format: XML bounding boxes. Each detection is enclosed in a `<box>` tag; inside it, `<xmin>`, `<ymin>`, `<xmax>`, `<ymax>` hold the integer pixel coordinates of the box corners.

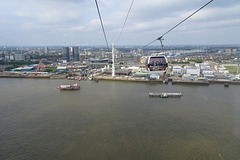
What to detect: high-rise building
<box><xmin>62</xmin><ymin>47</ymin><xmax>70</xmax><ymax>62</ymax></box>
<box><xmin>44</xmin><ymin>47</ymin><xmax>49</xmax><ymax>54</ymax></box>
<box><xmin>72</xmin><ymin>46</ymin><xmax>80</xmax><ymax>61</ymax></box>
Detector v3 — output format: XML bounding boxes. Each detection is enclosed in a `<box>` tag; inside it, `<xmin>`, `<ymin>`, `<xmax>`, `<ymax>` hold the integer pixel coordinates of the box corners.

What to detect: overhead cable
<box><xmin>94</xmin><ymin>0</ymin><xmax>110</xmax><ymax>51</ymax></box>
<box><xmin>116</xmin><ymin>0</ymin><xmax>135</xmax><ymax>45</ymax></box>
<box><xmin>143</xmin><ymin>0</ymin><xmax>214</xmax><ymax>48</ymax></box>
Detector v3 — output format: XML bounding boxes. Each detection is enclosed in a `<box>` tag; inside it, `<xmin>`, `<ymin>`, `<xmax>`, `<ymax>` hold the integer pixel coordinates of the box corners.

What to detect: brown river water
<box><xmin>1</xmin><ymin>78</ymin><xmax>240</xmax><ymax>160</ymax></box>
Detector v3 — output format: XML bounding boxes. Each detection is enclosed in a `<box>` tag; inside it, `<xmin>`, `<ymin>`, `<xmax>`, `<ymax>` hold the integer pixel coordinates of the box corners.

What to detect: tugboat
<box><xmin>57</xmin><ymin>83</ymin><xmax>80</xmax><ymax>90</ymax></box>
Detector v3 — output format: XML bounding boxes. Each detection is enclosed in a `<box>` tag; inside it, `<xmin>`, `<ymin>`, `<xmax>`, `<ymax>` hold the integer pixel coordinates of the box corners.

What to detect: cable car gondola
<box><xmin>145</xmin><ymin>55</ymin><xmax>168</xmax><ymax>75</ymax></box>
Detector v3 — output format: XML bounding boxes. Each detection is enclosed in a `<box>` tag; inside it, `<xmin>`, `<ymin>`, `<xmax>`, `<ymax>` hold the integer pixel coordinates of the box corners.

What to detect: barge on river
<box><xmin>57</xmin><ymin>83</ymin><xmax>80</xmax><ymax>90</ymax></box>
<box><xmin>149</xmin><ymin>92</ymin><xmax>182</xmax><ymax>98</ymax></box>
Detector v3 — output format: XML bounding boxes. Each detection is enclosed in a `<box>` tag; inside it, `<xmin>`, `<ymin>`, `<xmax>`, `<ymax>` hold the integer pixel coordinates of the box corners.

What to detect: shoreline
<box><xmin>1</xmin><ymin>72</ymin><xmax>240</xmax><ymax>85</ymax></box>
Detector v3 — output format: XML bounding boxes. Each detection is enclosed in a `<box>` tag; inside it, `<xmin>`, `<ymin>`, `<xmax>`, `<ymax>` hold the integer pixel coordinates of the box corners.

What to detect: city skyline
<box><xmin>0</xmin><ymin>0</ymin><xmax>240</xmax><ymax>46</ymax></box>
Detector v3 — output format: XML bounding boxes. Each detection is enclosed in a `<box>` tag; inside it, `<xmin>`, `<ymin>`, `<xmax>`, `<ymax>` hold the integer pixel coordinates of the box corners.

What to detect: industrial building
<box><xmin>57</xmin><ymin>66</ymin><xmax>67</xmax><ymax>72</ymax></box>
<box><xmin>186</xmin><ymin>67</ymin><xmax>200</xmax><ymax>77</ymax></box>
<box><xmin>11</xmin><ymin>66</ymin><xmax>34</xmax><ymax>72</ymax></box>
<box><xmin>172</xmin><ymin>66</ymin><xmax>183</xmax><ymax>76</ymax></box>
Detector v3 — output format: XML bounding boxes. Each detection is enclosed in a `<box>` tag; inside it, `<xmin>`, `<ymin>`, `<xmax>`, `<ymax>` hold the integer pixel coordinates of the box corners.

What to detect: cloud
<box><xmin>0</xmin><ymin>19</ymin><xmax>11</xmax><ymax>24</ymax></box>
<box><xmin>0</xmin><ymin>0</ymin><xmax>239</xmax><ymax>45</ymax></box>
<box><xmin>69</xmin><ymin>26</ymin><xmax>85</xmax><ymax>32</ymax></box>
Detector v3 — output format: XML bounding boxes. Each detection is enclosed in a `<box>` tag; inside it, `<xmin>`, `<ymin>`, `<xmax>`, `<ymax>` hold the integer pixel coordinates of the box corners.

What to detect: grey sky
<box><xmin>0</xmin><ymin>0</ymin><xmax>239</xmax><ymax>46</ymax></box>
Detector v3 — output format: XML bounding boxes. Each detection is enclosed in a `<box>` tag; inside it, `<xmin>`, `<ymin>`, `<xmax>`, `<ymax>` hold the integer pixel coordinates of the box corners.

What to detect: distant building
<box><xmin>14</xmin><ymin>54</ymin><xmax>25</xmax><ymax>61</ymax></box>
<box><xmin>62</xmin><ymin>47</ymin><xmax>70</xmax><ymax>62</ymax></box>
<box><xmin>5</xmin><ymin>55</ymin><xmax>10</xmax><ymax>61</ymax></box>
<box><xmin>1</xmin><ymin>51</ymin><xmax>4</xmax><ymax>60</ymax></box>
<box><xmin>72</xmin><ymin>46</ymin><xmax>80</xmax><ymax>61</ymax></box>
<box><xmin>121</xmin><ymin>52</ymin><xmax>132</xmax><ymax>57</ymax></box>
<box><xmin>226</xmin><ymin>48</ymin><xmax>238</xmax><ymax>54</ymax></box>
<box><xmin>44</xmin><ymin>47</ymin><xmax>49</xmax><ymax>54</ymax></box>
<box><xmin>200</xmin><ymin>63</ymin><xmax>211</xmax><ymax>70</ymax></box>
<box><xmin>10</xmin><ymin>54</ymin><xmax>14</xmax><ymax>61</ymax></box>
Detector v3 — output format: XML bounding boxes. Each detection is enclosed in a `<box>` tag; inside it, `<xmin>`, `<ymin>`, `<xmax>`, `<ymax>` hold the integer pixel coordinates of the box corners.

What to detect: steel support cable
<box><xmin>94</xmin><ymin>0</ymin><xmax>110</xmax><ymax>51</ymax></box>
<box><xmin>142</xmin><ymin>0</ymin><xmax>214</xmax><ymax>48</ymax></box>
<box><xmin>116</xmin><ymin>0</ymin><xmax>135</xmax><ymax>45</ymax></box>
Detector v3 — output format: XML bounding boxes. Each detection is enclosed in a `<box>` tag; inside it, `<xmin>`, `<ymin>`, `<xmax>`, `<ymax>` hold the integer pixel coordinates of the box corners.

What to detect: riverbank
<box><xmin>94</xmin><ymin>76</ymin><xmax>240</xmax><ymax>85</ymax></box>
<box><xmin>93</xmin><ymin>76</ymin><xmax>167</xmax><ymax>83</ymax></box>
<box><xmin>1</xmin><ymin>72</ymin><xmax>240</xmax><ymax>85</ymax></box>
<box><xmin>0</xmin><ymin>71</ymin><xmax>51</xmax><ymax>79</ymax></box>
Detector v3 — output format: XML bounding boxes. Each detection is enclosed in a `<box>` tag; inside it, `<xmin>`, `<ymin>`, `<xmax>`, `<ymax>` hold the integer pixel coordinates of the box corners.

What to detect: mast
<box><xmin>112</xmin><ymin>43</ymin><xmax>115</xmax><ymax>77</ymax></box>
<box><xmin>237</xmin><ymin>63</ymin><xmax>239</xmax><ymax>74</ymax></box>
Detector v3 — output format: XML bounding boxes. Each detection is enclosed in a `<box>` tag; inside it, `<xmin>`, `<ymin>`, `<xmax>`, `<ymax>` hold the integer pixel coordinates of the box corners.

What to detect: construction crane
<box><xmin>36</xmin><ymin>58</ymin><xmax>44</xmax><ymax>72</ymax></box>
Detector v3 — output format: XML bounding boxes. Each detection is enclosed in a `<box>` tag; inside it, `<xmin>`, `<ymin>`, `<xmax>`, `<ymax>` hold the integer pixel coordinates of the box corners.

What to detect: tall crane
<box><xmin>36</xmin><ymin>58</ymin><xmax>44</xmax><ymax>72</ymax></box>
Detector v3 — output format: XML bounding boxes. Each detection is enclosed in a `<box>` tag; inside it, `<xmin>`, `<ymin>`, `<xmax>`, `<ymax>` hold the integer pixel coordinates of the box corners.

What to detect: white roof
<box><xmin>57</xmin><ymin>66</ymin><xmax>67</xmax><ymax>69</ymax></box>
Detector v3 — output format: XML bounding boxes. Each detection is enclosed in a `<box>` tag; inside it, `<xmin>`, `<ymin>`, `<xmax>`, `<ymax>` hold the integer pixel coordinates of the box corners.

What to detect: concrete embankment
<box><xmin>172</xmin><ymin>80</ymin><xmax>209</xmax><ymax>85</ymax></box>
<box><xmin>0</xmin><ymin>72</ymin><xmax>51</xmax><ymax>79</ymax></box>
<box><xmin>93</xmin><ymin>76</ymin><xmax>167</xmax><ymax>83</ymax></box>
<box><xmin>208</xmin><ymin>80</ymin><xmax>240</xmax><ymax>84</ymax></box>
<box><xmin>95</xmin><ymin>76</ymin><xmax>240</xmax><ymax>85</ymax></box>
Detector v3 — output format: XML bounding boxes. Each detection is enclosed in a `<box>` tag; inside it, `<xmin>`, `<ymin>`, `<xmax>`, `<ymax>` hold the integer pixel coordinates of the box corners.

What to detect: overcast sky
<box><xmin>0</xmin><ymin>0</ymin><xmax>239</xmax><ymax>46</ymax></box>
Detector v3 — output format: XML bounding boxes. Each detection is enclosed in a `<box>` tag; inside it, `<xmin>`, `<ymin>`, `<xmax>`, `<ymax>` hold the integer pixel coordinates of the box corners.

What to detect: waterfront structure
<box><xmin>62</xmin><ymin>47</ymin><xmax>70</xmax><ymax>62</ymax></box>
<box><xmin>72</xmin><ymin>46</ymin><xmax>80</xmax><ymax>61</ymax></box>
<box><xmin>202</xmin><ymin>69</ymin><xmax>215</xmax><ymax>79</ymax></box>
<box><xmin>57</xmin><ymin>66</ymin><xmax>67</xmax><ymax>72</ymax></box>
<box><xmin>214</xmin><ymin>74</ymin><xmax>231</xmax><ymax>82</ymax></box>
<box><xmin>186</xmin><ymin>67</ymin><xmax>200</xmax><ymax>77</ymax></box>
<box><xmin>182</xmin><ymin>74</ymin><xmax>199</xmax><ymax>81</ymax></box>
<box><xmin>11</xmin><ymin>66</ymin><xmax>34</xmax><ymax>72</ymax></box>
<box><xmin>232</xmin><ymin>74</ymin><xmax>240</xmax><ymax>81</ymax></box>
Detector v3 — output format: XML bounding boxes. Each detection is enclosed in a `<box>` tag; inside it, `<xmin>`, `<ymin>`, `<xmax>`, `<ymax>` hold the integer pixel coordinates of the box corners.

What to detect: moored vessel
<box><xmin>149</xmin><ymin>92</ymin><xmax>182</xmax><ymax>98</ymax></box>
<box><xmin>57</xmin><ymin>83</ymin><xmax>80</xmax><ymax>90</ymax></box>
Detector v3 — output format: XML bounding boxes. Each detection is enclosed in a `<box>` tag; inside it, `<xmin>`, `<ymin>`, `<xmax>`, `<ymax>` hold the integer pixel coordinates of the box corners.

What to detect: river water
<box><xmin>1</xmin><ymin>78</ymin><xmax>240</xmax><ymax>160</ymax></box>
